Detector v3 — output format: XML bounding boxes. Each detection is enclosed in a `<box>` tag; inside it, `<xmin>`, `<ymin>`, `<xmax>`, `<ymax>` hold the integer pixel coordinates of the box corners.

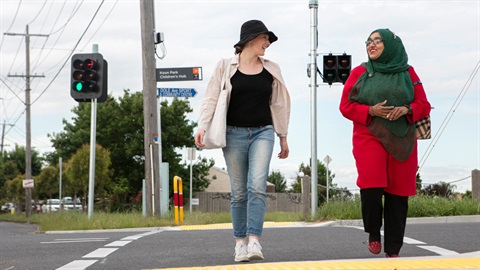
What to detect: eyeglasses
<box><xmin>365</xmin><ymin>38</ymin><xmax>383</xmax><ymax>46</ymax></box>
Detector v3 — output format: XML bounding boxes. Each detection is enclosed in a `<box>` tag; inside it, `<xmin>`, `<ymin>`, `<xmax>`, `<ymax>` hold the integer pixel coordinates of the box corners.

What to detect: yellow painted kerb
<box><xmin>149</xmin><ymin>256</ymin><xmax>480</xmax><ymax>270</ymax></box>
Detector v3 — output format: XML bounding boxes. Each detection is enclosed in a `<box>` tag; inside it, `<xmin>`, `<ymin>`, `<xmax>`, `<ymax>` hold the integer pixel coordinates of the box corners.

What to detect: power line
<box><xmin>0</xmin><ymin>0</ymin><xmax>22</xmax><ymax>50</ymax></box>
<box><xmin>31</xmin><ymin>0</ymin><xmax>85</xmax><ymax>72</ymax></box>
<box><xmin>26</xmin><ymin>0</ymin><xmax>48</xmax><ymax>26</ymax></box>
<box><xmin>80</xmin><ymin>0</ymin><xmax>119</xmax><ymax>52</ymax></box>
<box><xmin>31</xmin><ymin>0</ymin><xmax>105</xmax><ymax>105</ymax></box>
<box><xmin>418</xmin><ymin>60</ymin><xmax>480</xmax><ymax>173</ymax></box>
<box><xmin>419</xmin><ymin>175</ymin><xmax>471</xmax><ymax>186</ymax></box>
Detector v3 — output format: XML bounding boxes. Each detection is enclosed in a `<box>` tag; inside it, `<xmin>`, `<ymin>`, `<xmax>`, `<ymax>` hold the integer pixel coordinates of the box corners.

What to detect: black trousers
<box><xmin>360</xmin><ymin>188</ymin><xmax>409</xmax><ymax>255</ymax></box>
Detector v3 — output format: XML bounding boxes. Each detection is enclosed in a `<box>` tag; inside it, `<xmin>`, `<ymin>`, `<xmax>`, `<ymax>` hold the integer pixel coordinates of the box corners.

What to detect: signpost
<box><xmin>323</xmin><ymin>155</ymin><xmax>332</xmax><ymax>203</ymax></box>
<box><xmin>156</xmin><ymin>67</ymin><xmax>202</xmax><ymax>82</ymax></box>
<box><xmin>155</xmin><ymin>66</ymin><xmax>201</xmax><ymax>216</ymax></box>
<box><xmin>157</xmin><ymin>88</ymin><xmax>197</xmax><ymax>98</ymax></box>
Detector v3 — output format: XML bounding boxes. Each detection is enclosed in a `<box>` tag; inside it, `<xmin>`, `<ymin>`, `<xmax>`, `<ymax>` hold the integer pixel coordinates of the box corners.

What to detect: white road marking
<box><xmin>56</xmin><ymin>231</ymin><xmax>163</xmax><ymax>269</ymax></box>
<box><xmin>42</xmin><ymin>238</ymin><xmax>108</xmax><ymax>244</ymax></box>
<box><xmin>82</xmin><ymin>248</ymin><xmax>118</xmax><ymax>258</ymax></box>
<box><xmin>342</xmin><ymin>225</ymin><xmax>457</xmax><ymax>256</ymax></box>
<box><xmin>105</xmin><ymin>240</ymin><xmax>131</xmax><ymax>247</ymax></box>
<box><xmin>403</xmin><ymin>236</ymin><xmax>426</xmax><ymax>245</ymax></box>
<box><xmin>417</xmin><ymin>245</ymin><xmax>460</xmax><ymax>255</ymax></box>
<box><xmin>56</xmin><ymin>260</ymin><xmax>97</xmax><ymax>270</ymax></box>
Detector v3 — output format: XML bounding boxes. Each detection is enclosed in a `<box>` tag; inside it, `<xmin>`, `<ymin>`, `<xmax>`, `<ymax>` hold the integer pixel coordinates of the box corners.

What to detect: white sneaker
<box><xmin>247</xmin><ymin>239</ymin><xmax>264</xmax><ymax>260</ymax></box>
<box><xmin>234</xmin><ymin>241</ymin><xmax>249</xmax><ymax>262</ymax></box>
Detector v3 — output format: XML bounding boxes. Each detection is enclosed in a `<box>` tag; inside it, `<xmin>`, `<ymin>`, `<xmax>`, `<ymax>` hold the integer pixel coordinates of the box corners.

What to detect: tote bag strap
<box><xmin>220</xmin><ymin>58</ymin><xmax>230</xmax><ymax>91</ymax></box>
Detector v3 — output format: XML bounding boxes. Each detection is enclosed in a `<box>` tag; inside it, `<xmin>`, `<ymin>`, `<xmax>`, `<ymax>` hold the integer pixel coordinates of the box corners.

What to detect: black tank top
<box><xmin>227</xmin><ymin>68</ymin><xmax>273</xmax><ymax>127</ymax></box>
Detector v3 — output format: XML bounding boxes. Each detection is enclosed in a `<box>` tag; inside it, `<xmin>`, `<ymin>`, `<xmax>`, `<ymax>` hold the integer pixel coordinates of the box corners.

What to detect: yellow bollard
<box><xmin>174</xmin><ymin>176</ymin><xmax>179</xmax><ymax>225</ymax></box>
<box><xmin>173</xmin><ymin>176</ymin><xmax>184</xmax><ymax>225</ymax></box>
<box><xmin>178</xmin><ymin>177</ymin><xmax>184</xmax><ymax>222</ymax></box>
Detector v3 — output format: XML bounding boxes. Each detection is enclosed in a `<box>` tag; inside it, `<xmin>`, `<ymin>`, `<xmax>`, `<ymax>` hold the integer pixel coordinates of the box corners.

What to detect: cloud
<box><xmin>1</xmin><ymin>0</ymin><xmax>478</xmax><ymax>193</ymax></box>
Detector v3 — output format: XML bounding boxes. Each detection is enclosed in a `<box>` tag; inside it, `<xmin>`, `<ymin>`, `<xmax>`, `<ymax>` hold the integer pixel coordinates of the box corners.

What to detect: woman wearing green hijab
<box><xmin>340</xmin><ymin>29</ymin><xmax>431</xmax><ymax>257</ymax></box>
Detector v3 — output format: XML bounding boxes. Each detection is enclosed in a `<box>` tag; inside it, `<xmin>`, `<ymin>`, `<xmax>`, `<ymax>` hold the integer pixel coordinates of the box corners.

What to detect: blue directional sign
<box><xmin>157</xmin><ymin>88</ymin><xmax>197</xmax><ymax>98</ymax></box>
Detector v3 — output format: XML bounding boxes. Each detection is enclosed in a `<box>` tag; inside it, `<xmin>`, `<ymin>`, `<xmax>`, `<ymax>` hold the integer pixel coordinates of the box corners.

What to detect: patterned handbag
<box><xmin>415</xmin><ymin>115</ymin><xmax>431</xmax><ymax>140</ymax></box>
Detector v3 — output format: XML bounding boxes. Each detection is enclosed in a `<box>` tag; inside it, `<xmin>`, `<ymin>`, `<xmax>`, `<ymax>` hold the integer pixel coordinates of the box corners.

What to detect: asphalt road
<box><xmin>0</xmin><ymin>216</ymin><xmax>479</xmax><ymax>270</ymax></box>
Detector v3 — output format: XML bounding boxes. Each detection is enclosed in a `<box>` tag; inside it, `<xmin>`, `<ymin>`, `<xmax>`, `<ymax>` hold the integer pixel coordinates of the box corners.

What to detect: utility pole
<box><xmin>4</xmin><ymin>25</ymin><xmax>48</xmax><ymax>218</ymax></box>
<box><xmin>140</xmin><ymin>0</ymin><xmax>160</xmax><ymax>216</ymax></box>
<box><xmin>1</xmin><ymin>120</ymin><xmax>14</xmax><ymax>159</ymax></box>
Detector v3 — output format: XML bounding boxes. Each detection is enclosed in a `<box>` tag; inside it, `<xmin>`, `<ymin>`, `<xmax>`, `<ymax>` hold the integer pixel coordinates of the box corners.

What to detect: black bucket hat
<box><xmin>233</xmin><ymin>20</ymin><xmax>278</xmax><ymax>48</ymax></box>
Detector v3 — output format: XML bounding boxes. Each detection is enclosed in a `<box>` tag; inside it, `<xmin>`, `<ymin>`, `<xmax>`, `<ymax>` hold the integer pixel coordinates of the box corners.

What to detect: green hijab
<box><xmin>349</xmin><ymin>29</ymin><xmax>415</xmax><ymax>161</ymax></box>
<box><xmin>351</xmin><ymin>28</ymin><xmax>414</xmax><ymax>137</ymax></box>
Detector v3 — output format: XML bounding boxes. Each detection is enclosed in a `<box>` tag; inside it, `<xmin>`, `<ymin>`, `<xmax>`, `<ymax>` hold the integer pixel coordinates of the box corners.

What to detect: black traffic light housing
<box><xmin>323</xmin><ymin>54</ymin><xmax>337</xmax><ymax>85</ymax></box>
<box><xmin>323</xmin><ymin>53</ymin><xmax>351</xmax><ymax>85</ymax></box>
<box><xmin>70</xmin><ymin>53</ymin><xmax>108</xmax><ymax>102</ymax></box>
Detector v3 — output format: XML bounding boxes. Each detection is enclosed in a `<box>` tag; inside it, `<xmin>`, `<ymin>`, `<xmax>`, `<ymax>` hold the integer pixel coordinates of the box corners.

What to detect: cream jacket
<box><xmin>197</xmin><ymin>55</ymin><xmax>291</xmax><ymax>137</ymax></box>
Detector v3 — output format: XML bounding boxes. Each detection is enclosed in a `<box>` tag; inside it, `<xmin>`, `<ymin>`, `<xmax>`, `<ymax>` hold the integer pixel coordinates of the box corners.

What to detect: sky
<box><xmin>0</xmin><ymin>0</ymin><xmax>479</xmax><ymax>193</ymax></box>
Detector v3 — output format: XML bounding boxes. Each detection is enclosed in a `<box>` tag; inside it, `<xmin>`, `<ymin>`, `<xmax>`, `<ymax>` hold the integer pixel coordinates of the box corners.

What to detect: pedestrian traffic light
<box><xmin>323</xmin><ymin>54</ymin><xmax>337</xmax><ymax>85</ymax></box>
<box><xmin>337</xmin><ymin>54</ymin><xmax>351</xmax><ymax>84</ymax></box>
<box><xmin>322</xmin><ymin>53</ymin><xmax>351</xmax><ymax>85</ymax></box>
<box><xmin>70</xmin><ymin>53</ymin><xmax>108</xmax><ymax>102</ymax></box>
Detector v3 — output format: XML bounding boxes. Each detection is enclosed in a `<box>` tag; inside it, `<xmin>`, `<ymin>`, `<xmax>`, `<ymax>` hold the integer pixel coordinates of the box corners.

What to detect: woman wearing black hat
<box><xmin>195</xmin><ymin>20</ymin><xmax>291</xmax><ymax>262</ymax></box>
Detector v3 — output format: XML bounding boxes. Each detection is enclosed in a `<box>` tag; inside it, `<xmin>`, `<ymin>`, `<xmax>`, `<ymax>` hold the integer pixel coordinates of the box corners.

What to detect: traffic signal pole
<box><xmin>308</xmin><ymin>0</ymin><xmax>319</xmax><ymax>218</ymax></box>
<box><xmin>87</xmin><ymin>44</ymin><xmax>99</xmax><ymax>220</ymax></box>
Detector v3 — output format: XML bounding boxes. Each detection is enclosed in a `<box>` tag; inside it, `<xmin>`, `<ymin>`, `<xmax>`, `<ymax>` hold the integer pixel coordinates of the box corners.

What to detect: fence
<box><xmin>190</xmin><ymin>192</ymin><xmax>307</xmax><ymax>213</ymax></box>
<box><xmin>187</xmin><ymin>176</ymin><xmax>312</xmax><ymax>219</ymax></box>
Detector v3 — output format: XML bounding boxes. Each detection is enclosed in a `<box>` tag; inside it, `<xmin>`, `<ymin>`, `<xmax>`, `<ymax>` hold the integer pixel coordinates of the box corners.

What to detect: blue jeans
<box><xmin>222</xmin><ymin>125</ymin><xmax>275</xmax><ymax>238</ymax></box>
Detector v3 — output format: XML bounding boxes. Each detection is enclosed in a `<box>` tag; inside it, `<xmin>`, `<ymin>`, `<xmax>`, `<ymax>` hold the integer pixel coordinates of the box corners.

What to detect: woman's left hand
<box><xmin>385</xmin><ymin>106</ymin><xmax>410</xmax><ymax>121</ymax></box>
<box><xmin>278</xmin><ymin>137</ymin><xmax>289</xmax><ymax>159</ymax></box>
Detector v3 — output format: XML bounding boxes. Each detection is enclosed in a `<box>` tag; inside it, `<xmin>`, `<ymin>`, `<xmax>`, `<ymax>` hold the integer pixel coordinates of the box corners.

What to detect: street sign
<box><xmin>156</xmin><ymin>67</ymin><xmax>202</xmax><ymax>81</ymax></box>
<box><xmin>191</xmin><ymin>198</ymin><xmax>199</xmax><ymax>206</ymax></box>
<box><xmin>23</xmin><ymin>179</ymin><xmax>34</xmax><ymax>189</ymax></box>
<box><xmin>323</xmin><ymin>155</ymin><xmax>332</xmax><ymax>165</ymax></box>
<box><xmin>157</xmin><ymin>88</ymin><xmax>197</xmax><ymax>98</ymax></box>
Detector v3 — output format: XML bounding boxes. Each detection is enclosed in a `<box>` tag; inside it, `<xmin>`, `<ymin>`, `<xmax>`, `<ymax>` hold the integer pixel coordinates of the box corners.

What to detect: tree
<box><xmin>178</xmin><ymin>156</ymin><xmax>215</xmax><ymax>202</ymax></box>
<box><xmin>4</xmin><ymin>174</ymin><xmax>25</xmax><ymax>208</ymax></box>
<box><xmin>0</xmin><ymin>145</ymin><xmax>43</xmax><ymax>203</ymax></box>
<box><xmin>66</xmin><ymin>144</ymin><xmax>112</xmax><ymax>207</ymax></box>
<box><xmin>35</xmin><ymin>165</ymin><xmax>61</xmax><ymax>200</ymax></box>
<box><xmin>3</xmin><ymin>144</ymin><xmax>43</xmax><ymax>177</ymax></box>
<box><xmin>159</xmin><ymin>98</ymin><xmax>196</xmax><ymax>190</ymax></box>
<box><xmin>0</xmin><ymin>160</ymin><xmax>19</xmax><ymax>192</ymax></box>
<box><xmin>268</xmin><ymin>170</ymin><xmax>287</xmax><ymax>193</ymax></box>
<box><xmin>416</xmin><ymin>172</ymin><xmax>423</xmax><ymax>191</ymax></box>
<box><xmin>421</xmin><ymin>181</ymin><xmax>455</xmax><ymax>197</ymax></box>
<box><xmin>46</xmin><ymin>91</ymin><xmax>197</xmax><ymax>207</ymax></box>
<box><xmin>290</xmin><ymin>160</ymin><xmax>342</xmax><ymax>204</ymax></box>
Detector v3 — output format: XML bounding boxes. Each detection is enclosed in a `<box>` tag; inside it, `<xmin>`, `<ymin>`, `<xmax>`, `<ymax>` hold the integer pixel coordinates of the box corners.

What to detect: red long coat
<box><xmin>339</xmin><ymin>65</ymin><xmax>431</xmax><ymax>196</ymax></box>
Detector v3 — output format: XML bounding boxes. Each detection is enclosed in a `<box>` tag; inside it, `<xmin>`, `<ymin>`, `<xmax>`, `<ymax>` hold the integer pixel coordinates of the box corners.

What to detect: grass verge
<box><xmin>1</xmin><ymin>195</ymin><xmax>478</xmax><ymax>231</ymax></box>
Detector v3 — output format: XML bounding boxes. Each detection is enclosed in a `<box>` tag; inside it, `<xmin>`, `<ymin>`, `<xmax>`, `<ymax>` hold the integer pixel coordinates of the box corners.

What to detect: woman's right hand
<box><xmin>194</xmin><ymin>129</ymin><xmax>206</xmax><ymax>148</ymax></box>
<box><xmin>369</xmin><ymin>100</ymin><xmax>394</xmax><ymax>119</ymax></box>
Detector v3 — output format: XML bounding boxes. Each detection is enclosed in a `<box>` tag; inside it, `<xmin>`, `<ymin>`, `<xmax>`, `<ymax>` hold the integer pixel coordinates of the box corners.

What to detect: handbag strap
<box><xmin>221</xmin><ymin>58</ymin><xmax>230</xmax><ymax>91</ymax></box>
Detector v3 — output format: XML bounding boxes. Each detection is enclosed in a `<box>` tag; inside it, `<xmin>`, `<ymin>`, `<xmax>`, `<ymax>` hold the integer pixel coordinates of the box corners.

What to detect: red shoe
<box><xmin>386</xmin><ymin>253</ymin><xmax>399</xmax><ymax>258</ymax></box>
<box><xmin>368</xmin><ymin>241</ymin><xmax>381</xmax><ymax>254</ymax></box>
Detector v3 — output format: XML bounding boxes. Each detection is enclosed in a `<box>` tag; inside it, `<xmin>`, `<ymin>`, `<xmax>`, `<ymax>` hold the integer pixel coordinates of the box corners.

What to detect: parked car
<box><xmin>62</xmin><ymin>197</ymin><xmax>83</xmax><ymax>211</ymax></box>
<box><xmin>41</xmin><ymin>199</ymin><xmax>62</xmax><ymax>213</ymax></box>
<box><xmin>1</xmin><ymin>202</ymin><xmax>14</xmax><ymax>213</ymax></box>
